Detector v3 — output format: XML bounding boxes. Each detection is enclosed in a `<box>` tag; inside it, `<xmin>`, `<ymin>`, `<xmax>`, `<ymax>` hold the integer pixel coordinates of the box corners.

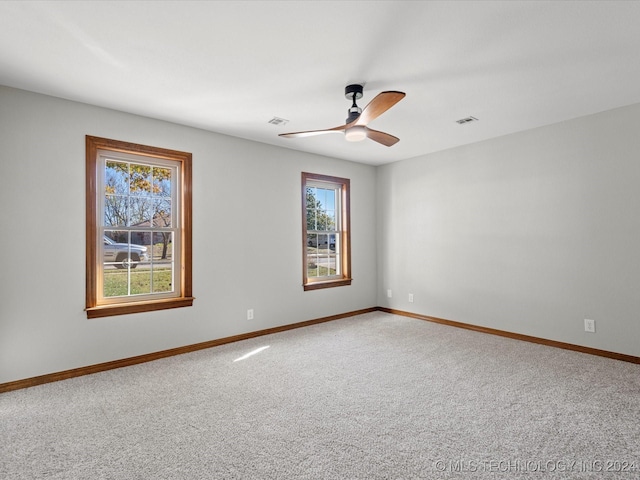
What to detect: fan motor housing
<box><xmin>345</xmin><ymin>84</ymin><xmax>364</xmax><ymax>123</ymax></box>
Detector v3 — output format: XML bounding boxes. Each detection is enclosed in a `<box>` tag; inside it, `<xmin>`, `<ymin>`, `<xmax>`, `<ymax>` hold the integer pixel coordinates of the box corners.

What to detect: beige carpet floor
<box><xmin>1</xmin><ymin>312</ymin><xmax>639</xmax><ymax>479</ymax></box>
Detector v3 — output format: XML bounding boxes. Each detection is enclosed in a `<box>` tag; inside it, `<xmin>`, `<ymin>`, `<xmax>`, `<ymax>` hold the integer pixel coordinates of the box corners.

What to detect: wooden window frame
<box><xmin>302</xmin><ymin>172</ymin><xmax>351</xmax><ymax>291</ymax></box>
<box><xmin>86</xmin><ymin>136</ymin><xmax>194</xmax><ymax>318</ymax></box>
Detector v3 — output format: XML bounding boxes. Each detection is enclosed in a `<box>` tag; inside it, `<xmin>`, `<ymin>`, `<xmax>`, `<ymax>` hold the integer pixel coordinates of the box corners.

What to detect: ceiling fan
<box><xmin>279</xmin><ymin>84</ymin><xmax>405</xmax><ymax>146</ymax></box>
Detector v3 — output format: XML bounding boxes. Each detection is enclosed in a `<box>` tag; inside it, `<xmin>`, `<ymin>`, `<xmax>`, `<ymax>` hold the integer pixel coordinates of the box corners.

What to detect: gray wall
<box><xmin>377</xmin><ymin>103</ymin><xmax>640</xmax><ymax>357</ymax></box>
<box><xmin>3</xmin><ymin>85</ymin><xmax>639</xmax><ymax>385</ymax></box>
<box><xmin>0</xmin><ymin>86</ymin><xmax>378</xmax><ymax>384</ymax></box>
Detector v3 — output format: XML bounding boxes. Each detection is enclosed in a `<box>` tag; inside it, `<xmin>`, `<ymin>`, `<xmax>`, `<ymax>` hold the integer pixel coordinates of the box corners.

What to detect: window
<box><xmin>86</xmin><ymin>136</ymin><xmax>193</xmax><ymax>318</ymax></box>
<box><xmin>302</xmin><ymin>172</ymin><xmax>351</xmax><ymax>290</ymax></box>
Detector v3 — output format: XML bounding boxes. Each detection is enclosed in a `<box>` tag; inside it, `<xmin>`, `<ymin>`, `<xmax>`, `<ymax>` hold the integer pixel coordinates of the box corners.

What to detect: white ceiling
<box><xmin>2</xmin><ymin>1</ymin><xmax>640</xmax><ymax>166</ymax></box>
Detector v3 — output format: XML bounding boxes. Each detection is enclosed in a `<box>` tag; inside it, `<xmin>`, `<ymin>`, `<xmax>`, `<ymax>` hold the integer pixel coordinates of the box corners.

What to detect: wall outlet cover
<box><xmin>584</xmin><ymin>318</ymin><xmax>595</xmax><ymax>333</ymax></box>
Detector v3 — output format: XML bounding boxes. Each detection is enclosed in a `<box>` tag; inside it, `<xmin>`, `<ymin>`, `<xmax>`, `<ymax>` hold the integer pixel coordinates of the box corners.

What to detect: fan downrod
<box><xmin>345</xmin><ymin>84</ymin><xmax>364</xmax><ymax>124</ymax></box>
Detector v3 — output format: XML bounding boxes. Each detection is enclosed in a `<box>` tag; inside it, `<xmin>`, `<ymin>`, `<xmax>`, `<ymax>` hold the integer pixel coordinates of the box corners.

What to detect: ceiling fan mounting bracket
<box><xmin>345</xmin><ymin>84</ymin><xmax>363</xmax><ymax>101</ymax></box>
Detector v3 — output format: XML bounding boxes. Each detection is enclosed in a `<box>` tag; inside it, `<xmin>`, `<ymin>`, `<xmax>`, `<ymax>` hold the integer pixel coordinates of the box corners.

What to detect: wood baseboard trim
<box><xmin>0</xmin><ymin>307</ymin><xmax>377</xmax><ymax>394</ymax></box>
<box><xmin>378</xmin><ymin>307</ymin><xmax>640</xmax><ymax>365</ymax></box>
<box><xmin>4</xmin><ymin>306</ymin><xmax>636</xmax><ymax>394</ymax></box>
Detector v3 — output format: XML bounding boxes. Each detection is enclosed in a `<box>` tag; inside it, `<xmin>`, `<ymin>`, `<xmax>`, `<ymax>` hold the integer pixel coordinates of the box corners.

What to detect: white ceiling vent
<box><xmin>268</xmin><ymin>117</ymin><xmax>289</xmax><ymax>126</ymax></box>
<box><xmin>455</xmin><ymin>116</ymin><xmax>478</xmax><ymax>125</ymax></box>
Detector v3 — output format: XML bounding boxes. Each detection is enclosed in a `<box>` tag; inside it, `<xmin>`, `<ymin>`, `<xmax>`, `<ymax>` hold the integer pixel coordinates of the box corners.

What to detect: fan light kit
<box><xmin>279</xmin><ymin>84</ymin><xmax>405</xmax><ymax>146</ymax></box>
<box><xmin>345</xmin><ymin>125</ymin><xmax>367</xmax><ymax>142</ymax></box>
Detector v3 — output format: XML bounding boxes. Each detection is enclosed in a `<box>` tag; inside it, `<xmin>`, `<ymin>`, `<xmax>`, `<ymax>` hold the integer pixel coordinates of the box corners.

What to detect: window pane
<box><xmin>306</xmin><ymin>187</ymin><xmax>317</xmax><ymax>230</ymax></box>
<box><xmin>130</xmin><ymin>231</ymin><xmax>152</xmax><ymax>263</ymax></box>
<box><xmin>104</xmin><ymin>194</ymin><xmax>128</xmax><ymax>227</ymax></box>
<box><xmin>307</xmin><ymin>254</ymin><xmax>319</xmax><ymax>277</ymax></box>
<box><xmin>103</xmin><ymin>229</ymin><xmax>130</xmax><ymax>297</ymax></box>
<box><xmin>307</xmin><ymin>233</ymin><xmax>317</xmax><ymax>249</ymax></box>
<box><xmin>307</xmin><ymin>209</ymin><xmax>317</xmax><ymax>231</ymax></box>
<box><xmin>129</xmin><ymin>196</ymin><xmax>151</xmax><ymax>226</ymax></box>
<box><xmin>103</xmin><ymin>230</ymin><xmax>129</xmax><ymax>268</ymax></box>
<box><xmin>152</xmin><ymin>197</ymin><xmax>172</xmax><ymax>228</ymax></box>
<box><xmin>153</xmin><ymin>167</ymin><xmax>172</xmax><ymax>196</ymax></box>
<box><xmin>153</xmin><ymin>167</ymin><xmax>172</xmax><ymax>228</ymax></box>
<box><xmin>105</xmin><ymin>160</ymin><xmax>129</xmax><ymax>195</ymax></box>
<box><xmin>130</xmin><ymin>269</ymin><xmax>152</xmax><ymax>295</ymax></box>
<box><xmin>317</xmin><ymin>211</ymin><xmax>327</xmax><ymax>230</ymax></box>
<box><xmin>103</xmin><ymin>269</ymin><xmax>128</xmax><ymax>297</ymax></box>
<box><xmin>129</xmin><ymin>163</ymin><xmax>152</xmax><ymax>196</ymax></box>
<box><xmin>151</xmin><ymin>232</ymin><xmax>173</xmax><ymax>261</ymax></box>
<box><xmin>317</xmin><ymin>188</ymin><xmax>328</xmax><ymax>208</ymax></box>
<box><xmin>152</xmin><ymin>263</ymin><xmax>173</xmax><ymax>293</ymax></box>
<box><xmin>104</xmin><ymin>231</ymin><xmax>148</xmax><ymax>266</ymax></box>
<box><xmin>324</xmin><ymin>190</ymin><xmax>336</xmax><ymax>210</ymax></box>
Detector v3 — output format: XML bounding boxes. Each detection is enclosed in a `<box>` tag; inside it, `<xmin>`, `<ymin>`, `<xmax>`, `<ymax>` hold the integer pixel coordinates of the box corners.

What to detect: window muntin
<box><xmin>86</xmin><ymin>136</ymin><xmax>193</xmax><ymax>318</ymax></box>
<box><xmin>302</xmin><ymin>172</ymin><xmax>351</xmax><ymax>290</ymax></box>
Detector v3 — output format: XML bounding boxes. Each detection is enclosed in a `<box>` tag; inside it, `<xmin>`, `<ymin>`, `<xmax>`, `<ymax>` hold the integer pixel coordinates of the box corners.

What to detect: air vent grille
<box><xmin>456</xmin><ymin>116</ymin><xmax>478</xmax><ymax>125</ymax></box>
<box><xmin>268</xmin><ymin>117</ymin><xmax>289</xmax><ymax>126</ymax></box>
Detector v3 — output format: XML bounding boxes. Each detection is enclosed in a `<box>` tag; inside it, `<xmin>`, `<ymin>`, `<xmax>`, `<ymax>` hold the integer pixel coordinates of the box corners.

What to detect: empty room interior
<box><xmin>1</xmin><ymin>1</ymin><xmax>640</xmax><ymax>478</ymax></box>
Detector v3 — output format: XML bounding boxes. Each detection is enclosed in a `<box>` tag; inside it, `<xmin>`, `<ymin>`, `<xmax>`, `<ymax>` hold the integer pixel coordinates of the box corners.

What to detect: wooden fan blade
<box><xmin>355</xmin><ymin>91</ymin><xmax>405</xmax><ymax>126</ymax></box>
<box><xmin>279</xmin><ymin>124</ymin><xmax>346</xmax><ymax>138</ymax></box>
<box><xmin>366</xmin><ymin>127</ymin><xmax>400</xmax><ymax>147</ymax></box>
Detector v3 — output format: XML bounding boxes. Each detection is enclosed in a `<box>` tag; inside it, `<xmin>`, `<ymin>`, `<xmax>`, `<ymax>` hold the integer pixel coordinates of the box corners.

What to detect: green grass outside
<box><xmin>307</xmin><ymin>246</ymin><xmax>337</xmax><ymax>278</ymax></box>
<box><xmin>307</xmin><ymin>265</ymin><xmax>336</xmax><ymax>277</ymax></box>
<box><xmin>104</xmin><ymin>267</ymin><xmax>173</xmax><ymax>297</ymax></box>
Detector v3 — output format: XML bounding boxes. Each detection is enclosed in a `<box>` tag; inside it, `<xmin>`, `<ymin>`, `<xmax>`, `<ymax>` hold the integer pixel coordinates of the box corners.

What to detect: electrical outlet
<box><xmin>247</xmin><ymin>309</ymin><xmax>254</xmax><ymax>320</ymax></box>
<box><xmin>387</xmin><ymin>289</ymin><xmax>392</xmax><ymax>298</ymax></box>
<box><xmin>408</xmin><ymin>293</ymin><xmax>414</xmax><ymax>303</ymax></box>
<box><xmin>584</xmin><ymin>318</ymin><xmax>595</xmax><ymax>333</ymax></box>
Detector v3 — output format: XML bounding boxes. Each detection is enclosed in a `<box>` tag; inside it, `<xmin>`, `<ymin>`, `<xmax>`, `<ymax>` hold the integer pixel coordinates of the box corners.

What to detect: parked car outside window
<box><xmin>103</xmin><ymin>236</ymin><xmax>149</xmax><ymax>269</ymax></box>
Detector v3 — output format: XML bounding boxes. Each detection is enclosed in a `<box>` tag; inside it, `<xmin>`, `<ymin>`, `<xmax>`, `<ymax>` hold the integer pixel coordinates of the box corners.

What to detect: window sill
<box><xmin>303</xmin><ymin>279</ymin><xmax>352</xmax><ymax>291</ymax></box>
<box><xmin>86</xmin><ymin>297</ymin><xmax>195</xmax><ymax>319</ymax></box>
